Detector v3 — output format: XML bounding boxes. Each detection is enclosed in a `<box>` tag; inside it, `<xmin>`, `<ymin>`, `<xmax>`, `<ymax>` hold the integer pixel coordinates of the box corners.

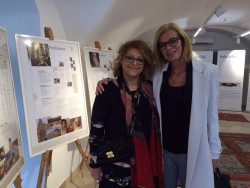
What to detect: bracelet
<box><xmin>96</xmin><ymin>177</ymin><xmax>102</xmax><ymax>184</ymax></box>
<box><xmin>96</xmin><ymin>179</ymin><xmax>100</xmax><ymax>184</ymax></box>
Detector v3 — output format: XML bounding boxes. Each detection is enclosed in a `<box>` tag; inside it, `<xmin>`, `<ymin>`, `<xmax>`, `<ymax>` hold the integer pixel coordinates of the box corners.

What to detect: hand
<box><xmin>91</xmin><ymin>167</ymin><xmax>102</xmax><ymax>182</ymax></box>
<box><xmin>95</xmin><ymin>78</ymin><xmax>110</xmax><ymax>95</ymax></box>
<box><xmin>212</xmin><ymin>159</ymin><xmax>220</xmax><ymax>171</ymax></box>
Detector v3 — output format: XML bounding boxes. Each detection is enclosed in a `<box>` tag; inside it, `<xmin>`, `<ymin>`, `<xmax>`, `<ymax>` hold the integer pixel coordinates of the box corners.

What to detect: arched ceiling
<box><xmin>53</xmin><ymin>0</ymin><xmax>250</xmax><ymax>49</ymax></box>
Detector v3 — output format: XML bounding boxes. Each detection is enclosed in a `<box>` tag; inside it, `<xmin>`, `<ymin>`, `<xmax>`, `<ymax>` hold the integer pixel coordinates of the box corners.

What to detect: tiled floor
<box><xmin>59</xmin><ymin>161</ymin><xmax>96</xmax><ymax>188</ymax></box>
<box><xmin>219</xmin><ymin>111</ymin><xmax>250</xmax><ymax>134</ymax></box>
<box><xmin>61</xmin><ymin>110</ymin><xmax>250</xmax><ymax>188</ymax></box>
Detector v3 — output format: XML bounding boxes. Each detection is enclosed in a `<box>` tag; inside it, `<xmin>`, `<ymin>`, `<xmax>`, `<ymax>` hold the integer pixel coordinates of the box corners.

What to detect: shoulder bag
<box><xmin>93</xmin><ymin>134</ymin><xmax>133</xmax><ymax>166</ymax></box>
<box><xmin>214</xmin><ymin>167</ymin><xmax>232</xmax><ymax>188</ymax></box>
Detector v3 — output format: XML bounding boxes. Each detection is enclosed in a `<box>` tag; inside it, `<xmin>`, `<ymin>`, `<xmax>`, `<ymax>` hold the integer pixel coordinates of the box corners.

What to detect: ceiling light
<box><xmin>240</xmin><ymin>30</ymin><xmax>250</xmax><ymax>37</ymax></box>
<box><xmin>194</xmin><ymin>27</ymin><xmax>202</xmax><ymax>38</ymax></box>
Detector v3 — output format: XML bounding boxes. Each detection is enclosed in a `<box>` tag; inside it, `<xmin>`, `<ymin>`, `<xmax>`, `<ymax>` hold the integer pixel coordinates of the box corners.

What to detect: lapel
<box><xmin>153</xmin><ymin>64</ymin><xmax>169</xmax><ymax>145</ymax></box>
<box><xmin>153</xmin><ymin>63</ymin><xmax>169</xmax><ymax>113</ymax></box>
<box><xmin>186</xmin><ymin>60</ymin><xmax>210</xmax><ymax>188</ymax></box>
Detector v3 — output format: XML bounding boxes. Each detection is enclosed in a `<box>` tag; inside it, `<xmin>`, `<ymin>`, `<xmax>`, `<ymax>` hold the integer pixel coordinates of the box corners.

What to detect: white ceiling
<box><xmin>53</xmin><ymin>0</ymin><xmax>250</xmax><ymax>49</ymax></box>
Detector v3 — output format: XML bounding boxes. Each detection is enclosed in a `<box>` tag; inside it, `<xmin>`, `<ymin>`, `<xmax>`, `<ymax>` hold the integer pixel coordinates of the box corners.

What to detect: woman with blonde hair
<box><xmin>153</xmin><ymin>22</ymin><xmax>221</xmax><ymax>188</ymax></box>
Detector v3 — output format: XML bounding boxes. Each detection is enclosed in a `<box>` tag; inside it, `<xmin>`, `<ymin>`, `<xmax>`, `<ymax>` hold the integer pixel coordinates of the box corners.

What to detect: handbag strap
<box><xmin>215</xmin><ymin>167</ymin><xmax>222</xmax><ymax>178</ymax></box>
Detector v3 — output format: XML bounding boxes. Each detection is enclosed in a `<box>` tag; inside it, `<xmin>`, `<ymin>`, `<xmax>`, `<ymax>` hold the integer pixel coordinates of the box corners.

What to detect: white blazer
<box><xmin>152</xmin><ymin>60</ymin><xmax>222</xmax><ymax>188</ymax></box>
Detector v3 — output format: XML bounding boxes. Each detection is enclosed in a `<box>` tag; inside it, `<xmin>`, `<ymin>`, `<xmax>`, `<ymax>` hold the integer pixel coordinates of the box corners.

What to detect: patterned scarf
<box><xmin>117</xmin><ymin>76</ymin><xmax>163</xmax><ymax>188</ymax></box>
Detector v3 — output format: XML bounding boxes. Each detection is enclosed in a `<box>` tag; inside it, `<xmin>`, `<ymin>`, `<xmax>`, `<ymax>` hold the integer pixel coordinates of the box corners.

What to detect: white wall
<box><xmin>35</xmin><ymin>0</ymin><xmax>66</xmax><ymax>40</ymax></box>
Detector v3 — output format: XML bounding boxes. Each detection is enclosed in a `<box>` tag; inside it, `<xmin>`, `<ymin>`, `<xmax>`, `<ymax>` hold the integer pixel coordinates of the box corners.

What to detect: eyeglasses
<box><xmin>124</xmin><ymin>55</ymin><xmax>145</xmax><ymax>65</ymax></box>
<box><xmin>158</xmin><ymin>37</ymin><xmax>179</xmax><ymax>50</ymax></box>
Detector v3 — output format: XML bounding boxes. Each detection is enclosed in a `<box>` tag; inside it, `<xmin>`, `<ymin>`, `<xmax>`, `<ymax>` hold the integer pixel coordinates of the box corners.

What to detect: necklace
<box><xmin>134</xmin><ymin>90</ymin><xmax>139</xmax><ymax>98</ymax></box>
<box><xmin>122</xmin><ymin>85</ymin><xmax>141</xmax><ymax>135</ymax></box>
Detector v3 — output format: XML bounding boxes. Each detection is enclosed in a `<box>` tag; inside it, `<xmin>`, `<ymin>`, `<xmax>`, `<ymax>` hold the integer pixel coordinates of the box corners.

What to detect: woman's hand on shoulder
<box><xmin>145</xmin><ymin>79</ymin><xmax>153</xmax><ymax>86</ymax></box>
<box><xmin>95</xmin><ymin>78</ymin><xmax>113</xmax><ymax>95</ymax></box>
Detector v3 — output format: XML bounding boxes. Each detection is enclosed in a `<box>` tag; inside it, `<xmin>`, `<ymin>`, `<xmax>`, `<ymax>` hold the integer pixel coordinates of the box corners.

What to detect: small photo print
<box><xmin>36</xmin><ymin>115</ymin><xmax>83</xmax><ymax>143</ymax></box>
<box><xmin>70</xmin><ymin>116</ymin><xmax>82</xmax><ymax>131</ymax></box>
<box><xmin>0</xmin><ymin>139</ymin><xmax>20</xmax><ymax>182</ymax></box>
<box><xmin>0</xmin><ymin>147</ymin><xmax>5</xmax><ymax>161</ymax></box>
<box><xmin>67</xmin><ymin>81</ymin><xmax>72</xmax><ymax>87</ymax></box>
<box><xmin>27</xmin><ymin>42</ymin><xmax>51</xmax><ymax>66</ymax></box>
<box><xmin>60</xmin><ymin>118</ymin><xmax>70</xmax><ymax>135</ymax></box>
<box><xmin>0</xmin><ymin>159</ymin><xmax>5</xmax><ymax>181</ymax></box>
<box><xmin>46</xmin><ymin>117</ymin><xmax>62</xmax><ymax>140</ymax></box>
<box><xmin>89</xmin><ymin>52</ymin><xmax>100</xmax><ymax>68</ymax></box>
<box><xmin>59</xmin><ymin>61</ymin><xmax>64</xmax><ymax>67</ymax></box>
<box><xmin>37</xmin><ymin>117</ymin><xmax>50</xmax><ymax>143</ymax></box>
<box><xmin>36</xmin><ymin>116</ymin><xmax>62</xmax><ymax>142</ymax></box>
<box><xmin>54</xmin><ymin>78</ymin><xmax>60</xmax><ymax>84</ymax></box>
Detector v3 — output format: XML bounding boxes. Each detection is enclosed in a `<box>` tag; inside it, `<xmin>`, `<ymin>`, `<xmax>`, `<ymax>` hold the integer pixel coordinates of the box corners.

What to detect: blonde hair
<box><xmin>154</xmin><ymin>22</ymin><xmax>193</xmax><ymax>68</ymax></box>
<box><xmin>112</xmin><ymin>40</ymin><xmax>155</xmax><ymax>80</ymax></box>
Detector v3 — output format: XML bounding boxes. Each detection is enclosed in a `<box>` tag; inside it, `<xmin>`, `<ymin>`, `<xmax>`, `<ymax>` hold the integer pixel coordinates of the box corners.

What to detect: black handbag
<box><xmin>93</xmin><ymin>135</ymin><xmax>133</xmax><ymax>166</ymax></box>
<box><xmin>214</xmin><ymin>167</ymin><xmax>232</xmax><ymax>188</ymax></box>
<box><xmin>91</xmin><ymin>83</ymin><xmax>140</xmax><ymax>167</ymax></box>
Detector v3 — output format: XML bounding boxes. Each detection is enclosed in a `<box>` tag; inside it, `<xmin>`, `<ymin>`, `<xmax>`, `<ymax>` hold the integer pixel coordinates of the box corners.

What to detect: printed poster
<box><xmin>245</xmin><ymin>73</ymin><xmax>250</xmax><ymax>112</ymax></box>
<box><xmin>15</xmin><ymin>34</ymin><xmax>89</xmax><ymax>157</ymax></box>
<box><xmin>246</xmin><ymin>75</ymin><xmax>250</xmax><ymax>112</ymax></box>
<box><xmin>0</xmin><ymin>27</ymin><xmax>24</xmax><ymax>188</ymax></box>
<box><xmin>192</xmin><ymin>51</ymin><xmax>213</xmax><ymax>64</ymax></box>
<box><xmin>83</xmin><ymin>47</ymin><xmax>114</xmax><ymax>110</ymax></box>
<box><xmin>217</xmin><ymin>50</ymin><xmax>245</xmax><ymax>111</ymax></box>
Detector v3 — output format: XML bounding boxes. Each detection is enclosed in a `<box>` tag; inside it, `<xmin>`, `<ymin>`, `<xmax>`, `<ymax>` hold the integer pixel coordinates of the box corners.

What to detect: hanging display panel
<box><xmin>192</xmin><ymin>51</ymin><xmax>213</xmax><ymax>64</ymax></box>
<box><xmin>15</xmin><ymin>34</ymin><xmax>89</xmax><ymax>157</ymax></box>
<box><xmin>83</xmin><ymin>47</ymin><xmax>114</xmax><ymax>110</ymax></box>
<box><xmin>217</xmin><ymin>50</ymin><xmax>246</xmax><ymax>111</ymax></box>
<box><xmin>0</xmin><ymin>27</ymin><xmax>24</xmax><ymax>188</ymax></box>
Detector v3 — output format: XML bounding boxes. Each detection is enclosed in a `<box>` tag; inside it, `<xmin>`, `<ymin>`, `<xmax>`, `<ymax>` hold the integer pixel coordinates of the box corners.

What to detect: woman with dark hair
<box><xmin>89</xmin><ymin>40</ymin><xmax>163</xmax><ymax>188</ymax></box>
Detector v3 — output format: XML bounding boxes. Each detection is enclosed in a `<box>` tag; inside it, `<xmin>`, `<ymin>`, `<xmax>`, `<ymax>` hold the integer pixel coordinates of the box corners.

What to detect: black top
<box><xmin>160</xmin><ymin>62</ymin><xmax>193</xmax><ymax>154</ymax></box>
<box><xmin>89</xmin><ymin>80</ymin><xmax>159</xmax><ymax>187</ymax></box>
<box><xmin>90</xmin><ymin>81</ymin><xmax>152</xmax><ymax>157</ymax></box>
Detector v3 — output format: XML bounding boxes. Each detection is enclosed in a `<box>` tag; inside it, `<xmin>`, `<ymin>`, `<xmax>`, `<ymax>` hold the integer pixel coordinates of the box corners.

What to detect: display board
<box><xmin>83</xmin><ymin>47</ymin><xmax>114</xmax><ymax>110</ymax></box>
<box><xmin>246</xmin><ymin>73</ymin><xmax>250</xmax><ymax>112</ymax></box>
<box><xmin>15</xmin><ymin>34</ymin><xmax>89</xmax><ymax>157</ymax></box>
<box><xmin>217</xmin><ymin>50</ymin><xmax>246</xmax><ymax>111</ymax></box>
<box><xmin>192</xmin><ymin>51</ymin><xmax>213</xmax><ymax>64</ymax></box>
<box><xmin>0</xmin><ymin>27</ymin><xmax>24</xmax><ymax>188</ymax></box>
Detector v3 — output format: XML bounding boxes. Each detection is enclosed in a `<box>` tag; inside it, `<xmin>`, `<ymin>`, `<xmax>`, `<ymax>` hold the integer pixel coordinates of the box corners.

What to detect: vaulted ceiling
<box><xmin>53</xmin><ymin>0</ymin><xmax>250</xmax><ymax>49</ymax></box>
